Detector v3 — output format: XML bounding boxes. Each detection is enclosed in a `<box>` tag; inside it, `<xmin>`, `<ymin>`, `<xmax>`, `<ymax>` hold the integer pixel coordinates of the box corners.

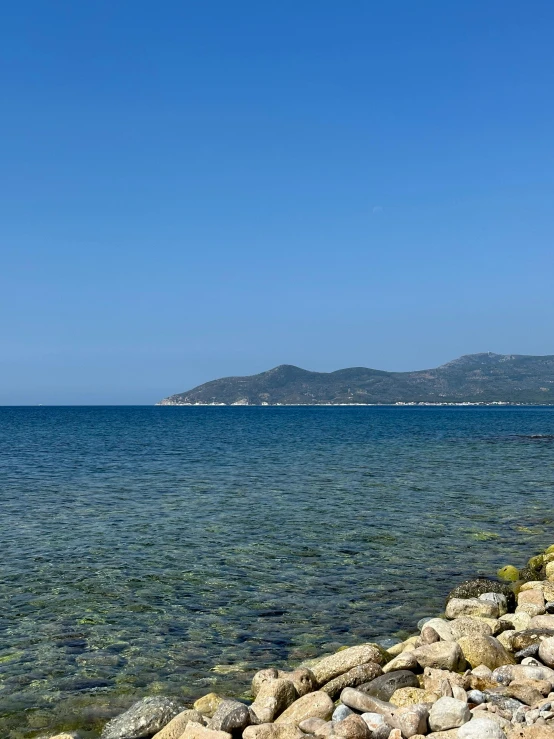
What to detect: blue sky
<box><xmin>1</xmin><ymin>1</ymin><xmax>553</xmax><ymax>404</ymax></box>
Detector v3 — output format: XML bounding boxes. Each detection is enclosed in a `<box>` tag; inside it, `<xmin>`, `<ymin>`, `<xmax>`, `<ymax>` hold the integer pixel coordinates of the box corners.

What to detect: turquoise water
<box><xmin>1</xmin><ymin>406</ymin><xmax>554</xmax><ymax>737</ymax></box>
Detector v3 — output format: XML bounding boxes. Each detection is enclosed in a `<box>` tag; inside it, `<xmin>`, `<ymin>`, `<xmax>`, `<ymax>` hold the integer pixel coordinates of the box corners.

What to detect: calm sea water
<box><xmin>1</xmin><ymin>406</ymin><xmax>554</xmax><ymax>737</ymax></box>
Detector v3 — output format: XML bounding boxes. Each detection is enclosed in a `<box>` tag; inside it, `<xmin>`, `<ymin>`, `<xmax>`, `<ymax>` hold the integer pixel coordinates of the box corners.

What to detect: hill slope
<box><xmin>158</xmin><ymin>353</ymin><xmax>554</xmax><ymax>405</ymax></box>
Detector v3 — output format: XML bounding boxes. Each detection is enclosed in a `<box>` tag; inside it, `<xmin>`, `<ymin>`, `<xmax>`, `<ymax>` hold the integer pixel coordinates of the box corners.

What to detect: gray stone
<box><xmin>101</xmin><ymin>697</ymin><xmax>184</xmax><ymax>739</ymax></box>
<box><xmin>341</xmin><ymin>688</ymin><xmax>396</xmax><ymax>721</ymax></box>
<box><xmin>208</xmin><ymin>701</ymin><xmax>251</xmax><ymax>735</ymax></box>
<box><xmin>491</xmin><ymin>664</ymin><xmax>554</xmax><ymax>685</ymax></box>
<box><xmin>479</xmin><ymin>593</ymin><xmax>509</xmax><ymax>617</ymax></box>
<box><xmin>428</xmin><ymin>697</ymin><xmax>471</xmax><ymax>732</ymax></box>
<box><xmin>458</xmin><ymin>717</ymin><xmax>507</xmax><ymax>739</ymax></box>
<box><xmin>332</xmin><ymin>705</ymin><xmax>354</xmax><ymax>722</ymax></box>
<box><xmin>359</xmin><ymin>671</ymin><xmax>420</xmax><ymax>702</ymax></box>
<box><xmin>467</xmin><ymin>690</ymin><xmax>486</xmax><ymax>705</ymax></box>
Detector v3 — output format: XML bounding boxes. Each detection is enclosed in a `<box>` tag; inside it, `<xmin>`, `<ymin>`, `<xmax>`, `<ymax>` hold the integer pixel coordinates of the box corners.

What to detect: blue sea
<box><xmin>1</xmin><ymin>406</ymin><xmax>554</xmax><ymax>737</ymax></box>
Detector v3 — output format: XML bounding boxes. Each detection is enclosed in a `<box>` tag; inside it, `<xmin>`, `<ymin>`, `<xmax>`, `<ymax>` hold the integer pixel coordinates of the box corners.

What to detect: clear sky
<box><xmin>1</xmin><ymin>1</ymin><xmax>553</xmax><ymax>404</ymax></box>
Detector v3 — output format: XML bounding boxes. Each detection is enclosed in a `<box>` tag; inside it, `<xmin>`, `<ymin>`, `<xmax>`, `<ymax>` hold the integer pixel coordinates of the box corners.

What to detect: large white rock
<box><xmin>445</xmin><ymin>598</ymin><xmax>499</xmax><ymax>620</ymax></box>
<box><xmin>458</xmin><ymin>717</ymin><xmax>507</xmax><ymax>738</ymax></box>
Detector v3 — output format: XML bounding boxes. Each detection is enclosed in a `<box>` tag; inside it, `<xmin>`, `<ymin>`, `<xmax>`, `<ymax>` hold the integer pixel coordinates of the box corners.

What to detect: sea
<box><xmin>1</xmin><ymin>406</ymin><xmax>554</xmax><ymax>737</ymax></box>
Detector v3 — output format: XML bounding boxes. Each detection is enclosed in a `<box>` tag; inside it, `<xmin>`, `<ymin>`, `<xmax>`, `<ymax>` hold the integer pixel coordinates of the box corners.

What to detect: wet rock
<box><xmin>382</xmin><ymin>651</ymin><xmax>419</xmax><ymax>673</ymax></box>
<box><xmin>538</xmin><ymin>638</ymin><xmax>554</xmax><ymax>668</ymax></box>
<box><xmin>243</xmin><ymin>724</ymin><xmax>305</xmax><ymax>739</ymax></box>
<box><xmin>334</xmin><ymin>714</ymin><xmax>372</xmax><ymax>739</ymax></box>
<box><xmin>413</xmin><ymin>642</ymin><xmax>466</xmax><ymax>672</ymax></box>
<box><xmin>250</xmin><ymin>679</ymin><xmax>297</xmax><ymax>723</ymax></box>
<box><xmin>153</xmin><ymin>710</ymin><xmax>205</xmax><ymax>739</ymax></box>
<box><xmin>208</xmin><ymin>701</ymin><xmax>251</xmax><ymax>735</ymax></box>
<box><xmin>450</xmin><ymin>617</ymin><xmax>493</xmax><ymax>640</ymax></box>
<box><xmin>428</xmin><ymin>697</ymin><xmax>471</xmax><ymax>732</ymax></box>
<box><xmin>447</xmin><ymin>580</ymin><xmax>515</xmax><ymax>611</ymax></box>
<box><xmin>458</xmin><ymin>717</ymin><xmax>507</xmax><ymax>738</ymax></box>
<box><xmin>182</xmin><ymin>724</ymin><xmax>232</xmax><ymax>739</ymax></box>
<box><xmin>275</xmin><ymin>691</ymin><xmax>334</xmax><ymax>724</ymax></box>
<box><xmin>321</xmin><ymin>662</ymin><xmax>382</xmax><ymax>699</ymax></box>
<box><xmin>446</xmin><ymin>598</ymin><xmax>500</xmax><ymax>620</ymax></box>
<box><xmin>332</xmin><ymin>705</ymin><xmax>354</xmax><ymax>722</ymax></box>
<box><xmin>310</xmin><ymin>645</ymin><xmax>383</xmax><ymax>685</ymax></box>
<box><xmin>194</xmin><ymin>695</ymin><xmax>225</xmax><ymax>719</ymax></box>
<box><xmin>359</xmin><ymin>671</ymin><xmax>420</xmax><ymax>702</ymax></box>
<box><xmin>101</xmin><ymin>697</ymin><xmax>184</xmax><ymax>739</ymax></box>
<box><xmin>498</xmin><ymin>566</ymin><xmax>520</xmax><ymax>582</ymax></box>
<box><xmin>457</xmin><ymin>635</ymin><xmax>515</xmax><ymax>670</ymax></box>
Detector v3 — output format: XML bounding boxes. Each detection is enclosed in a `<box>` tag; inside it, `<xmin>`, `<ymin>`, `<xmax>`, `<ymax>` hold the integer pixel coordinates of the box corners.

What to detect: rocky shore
<box><xmin>45</xmin><ymin>545</ymin><xmax>554</xmax><ymax>739</ymax></box>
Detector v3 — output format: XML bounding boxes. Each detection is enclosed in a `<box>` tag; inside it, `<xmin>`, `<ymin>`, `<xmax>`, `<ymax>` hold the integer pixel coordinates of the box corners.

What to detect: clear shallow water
<box><xmin>1</xmin><ymin>406</ymin><xmax>554</xmax><ymax>737</ymax></box>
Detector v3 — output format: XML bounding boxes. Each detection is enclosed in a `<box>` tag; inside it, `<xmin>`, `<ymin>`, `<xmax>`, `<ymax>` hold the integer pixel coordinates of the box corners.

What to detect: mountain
<box><xmin>157</xmin><ymin>353</ymin><xmax>554</xmax><ymax>405</ymax></box>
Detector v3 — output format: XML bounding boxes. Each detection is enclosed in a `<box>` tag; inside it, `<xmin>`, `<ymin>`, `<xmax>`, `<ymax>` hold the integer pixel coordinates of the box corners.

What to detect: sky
<box><xmin>1</xmin><ymin>1</ymin><xmax>553</xmax><ymax>404</ymax></box>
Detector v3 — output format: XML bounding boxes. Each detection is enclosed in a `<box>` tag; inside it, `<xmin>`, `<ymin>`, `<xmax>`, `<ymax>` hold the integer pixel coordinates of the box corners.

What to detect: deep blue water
<box><xmin>1</xmin><ymin>406</ymin><xmax>554</xmax><ymax>737</ymax></box>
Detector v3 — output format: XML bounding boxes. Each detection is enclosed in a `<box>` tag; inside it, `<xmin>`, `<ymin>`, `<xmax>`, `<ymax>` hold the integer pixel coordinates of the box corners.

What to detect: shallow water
<box><xmin>1</xmin><ymin>406</ymin><xmax>554</xmax><ymax>737</ymax></box>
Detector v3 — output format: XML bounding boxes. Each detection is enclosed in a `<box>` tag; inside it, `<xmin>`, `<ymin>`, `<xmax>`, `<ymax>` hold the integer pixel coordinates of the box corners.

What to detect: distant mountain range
<box><xmin>157</xmin><ymin>353</ymin><xmax>554</xmax><ymax>406</ymax></box>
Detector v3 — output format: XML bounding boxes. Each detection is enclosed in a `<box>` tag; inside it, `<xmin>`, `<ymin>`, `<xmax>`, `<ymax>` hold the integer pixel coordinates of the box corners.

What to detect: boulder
<box><xmin>538</xmin><ymin>637</ymin><xmax>554</xmax><ymax>668</ymax></box>
<box><xmin>390</xmin><ymin>687</ymin><xmax>438</xmax><ymax>707</ymax></box>
<box><xmin>101</xmin><ymin>697</ymin><xmax>184</xmax><ymax>739</ymax></box>
<box><xmin>274</xmin><ymin>691</ymin><xmax>334</xmax><ymax>724</ymax></box>
<box><xmin>310</xmin><ymin>645</ymin><xmax>384</xmax><ymax>685</ymax></box>
<box><xmin>446</xmin><ymin>598</ymin><xmax>499</xmax><ymax>620</ymax></box>
<box><xmin>250</xmin><ymin>679</ymin><xmax>297</xmax><ymax>723</ymax></box>
<box><xmin>194</xmin><ymin>695</ymin><xmax>224</xmax><ymax>719</ymax></box>
<box><xmin>413</xmin><ymin>642</ymin><xmax>466</xmax><ymax>672</ymax></box>
<box><xmin>447</xmin><ymin>580</ymin><xmax>515</xmax><ymax>611</ymax></box>
<box><xmin>208</xmin><ymin>701</ymin><xmax>251</xmax><ymax>734</ymax></box>
<box><xmin>153</xmin><ymin>710</ymin><xmax>205</xmax><ymax>739</ymax></box>
<box><xmin>506</xmin><ymin>683</ymin><xmax>544</xmax><ymax>706</ymax></box>
<box><xmin>457</xmin><ymin>635</ymin><xmax>515</xmax><ymax>670</ymax></box>
<box><xmin>458</xmin><ymin>717</ymin><xmax>507</xmax><ymax>738</ymax></box>
<box><xmin>341</xmin><ymin>688</ymin><xmax>396</xmax><ymax>718</ymax></box>
<box><xmin>359</xmin><ymin>671</ymin><xmax>420</xmax><ymax>702</ymax></box>
<box><xmin>182</xmin><ymin>724</ymin><xmax>231</xmax><ymax>739</ymax></box>
<box><xmin>421</xmin><ymin>626</ymin><xmax>441</xmax><ymax>644</ymax></box>
<box><xmin>321</xmin><ymin>663</ymin><xmax>382</xmax><ymax>699</ymax></box>
<box><xmin>500</xmin><ymin>613</ymin><xmax>532</xmax><ymax>632</ymax></box>
<box><xmin>423</xmin><ymin>668</ymin><xmax>467</xmax><ymax>693</ymax></box>
<box><xmin>394</xmin><ymin>704</ymin><xmax>429</xmax><ymax>737</ymax></box>
<box><xmin>492</xmin><ymin>664</ymin><xmax>554</xmax><ymax>686</ymax></box>
<box><xmin>450</xmin><ymin>618</ymin><xmax>493</xmax><ymax>640</ymax></box>
<box><xmin>428</xmin><ymin>697</ymin><xmax>471</xmax><ymax>732</ymax></box>
<box><xmin>422</xmin><ymin>619</ymin><xmax>455</xmax><ymax>642</ymax></box>
<box><xmin>243</xmin><ymin>725</ymin><xmax>304</xmax><ymax>739</ymax></box>
<box><xmin>252</xmin><ymin>670</ymin><xmax>279</xmax><ymax>698</ymax></box>
<box><xmin>512</xmin><ymin>630</ymin><xmax>554</xmax><ymax>652</ymax></box>
<box><xmin>383</xmin><ymin>651</ymin><xmax>419</xmax><ymax>673</ymax></box>
<box><xmin>334</xmin><ymin>714</ymin><xmax>372</xmax><ymax>739</ymax></box>
<box><xmin>529</xmin><ymin>616</ymin><xmax>554</xmax><ymax>630</ymax></box>
<box><xmin>480</xmin><ymin>593</ymin><xmax>509</xmax><ymax>617</ymax></box>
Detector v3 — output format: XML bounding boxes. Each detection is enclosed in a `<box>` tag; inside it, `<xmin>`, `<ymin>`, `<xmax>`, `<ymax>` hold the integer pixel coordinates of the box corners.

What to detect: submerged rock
<box><xmin>446</xmin><ymin>579</ymin><xmax>515</xmax><ymax>611</ymax></box>
<box><xmin>101</xmin><ymin>697</ymin><xmax>184</xmax><ymax>739</ymax></box>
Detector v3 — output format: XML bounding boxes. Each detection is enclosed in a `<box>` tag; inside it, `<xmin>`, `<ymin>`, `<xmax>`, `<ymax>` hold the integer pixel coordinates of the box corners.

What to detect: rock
<box><xmin>458</xmin><ymin>717</ymin><xmax>507</xmax><ymax>738</ymax></box>
<box><xmin>457</xmin><ymin>635</ymin><xmax>515</xmax><ymax>670</ymax></box>
<box><xmin>446</xmin><ymin>598</ymin><xmax>500</xmax><ymax>620</ymax></box>
<box><xmin>208</xmin><ymin>701</ymin><xmax>251</xmax><ymax>735</ymax></box>
<box><xmin>390</xmin><ymin>687</ymin><xmax>438</xmax><ymax>707</ymax></box>
<box><xmin>423</xmin><ymin>619</ymin><xmax>455</xmax><ymax>642</ymax></box>
<box><xmin>321</xmin><ymin>663</ymin><xmax>383</xmax><ymax>699</ymax></box>
<box><xmin>182</xmin><ymin>724</ymin><xmax>232</xmax><ymax>739</ymax></box>
<box><xmin>423</xmin><ymin>668</ymin><xmax>468</xmax><ymax>693</ymax></box>
<box><xmin>359</xmin><ymin>712</ymin><xmax>390</xmax><ymax>734</ymax></box>
<box><xmin>243</xmin><ymin>725</ymin><xmax>305</xmax><ymax>739</ymax></box>
<box><xmin>472</xmin><ymin>665</ymin><xmax>493</xmax><ymax>679</ymax></box>
<box><xmin>194</xmin><ymin>695</ymin><xmax>225</xmax><ymax>719</ymax></box>
<box><xmin>515</xmin><ymin>645</ymin><xmax>540</xmax><ymax>662</ymax></box>
<box><xmin>334</xmin><ymin>714</ymin><xmax>372</xmax><ymax>739</ymax></box>
<box><xmin>101</xmin><ymin>697</ymin><xmax>184</xmax><ymax>739</ymax></box>
<box><xmin>153</xmin><ymin>710</ymin><xmax>205</xmax><ymax>739</ymax></box>
<box><xmin>281</xmin><ymin>669</ymin><xmax>317</xmax><ymax>697</ymax></box>
<box><xmin>519</xmin><ymin>590</ymin><xmax>546</xmax><ymax>611</ymax></box>
<box><xmin>360</xmin><ymin>671</ymin><xmax>420</xmax><ymax>702</ymax></box>
<box><xmin>507</xmin><ymin>684</ymin><xmax>544</xmax><ymax>706</ymax></box>
<box><xmin>506</xmin><ymin>727</ymin><xmax>554</xmax><ymax>738</ymax></box>
<box><xmin>530</xmin><ymin>616</ymin><xmax>554</xmax><ymax>630</ymax></box>
<box><xmin>512</xmin><ymin>631</ymin><xmax>554</xmax><ymax>652</ymax></box>
<box><xmin>298</xmin><ymin>718</ymin><xmax>330</xmax><ymax>734</ymax></box>
<box><xmin>546</xmin><ymin>603</ymin><xmax>554</xmax><ymax>614</ymax></box>
<box><xmin>250</xmin><ymin>679</ymin><xmax>297</xmax><ymax>723</ymax></box>
<box><xmin>546</xmin><ymin>563</ymin><xmax>554</xmax><ymax>582</ymax></box>
<box><xmin>45</xmin><ymin>735</ymin><xmax>78</xmax><ymax>739</ymax></box>
<box><xmin>501</xmin><ymin>613</ymin><xmax>532</xmax><ymax>632</ymax></box>
<box><xmin>394</xmin><ymin>704</ymin><xmax>429</xmax><ymax>737</ymax></box>
<box><xmin>539</xmin><ymin>638</ymin><xmax>554</xmax><ymax>668</ymax></box>
<box><xmin>447</xmin><ymin>580</ymin><xmax>515</xmax><ymax>611</ymax></box>
<box><xmin>492</xmin><ymin>665</ymin><xmax>554</xmax><ymax>686</ymax></box>
<box><xmin>383</xmin><ymin>651</ymin><xmax>419</xmax><ymax>673</ymax></box>
<box><xmin>310</xmin><ymin>645</ymin><xmax>384</xmax><ymax>685</ymax></box>
<box><xmin>498</xmin><ymin>567</ymin><xmax>520</xmax><ymax>582</ymax></box>
<box><xmin>428</xmin><ymin>698</ymin><xmax>472</xmax><ymax>732</ymax></box>
<box><xmin>275</xmin><ymin>691</ymin><xmax>334</xmax><ymax>724</ymax></box>
<box><xmin>421</xmin><ymin>626</ymin><xmax>441</xmax><ymax>644</ymax></box>
<box><xmin>483</xmin><ymin>692</ymin><xmax>524</xmax><ymax>716</ymax></box>
<box><xmin>467</xmin><ymin>690</ymin><xmax>486</xmax><ymax>705</ymax></box>
<box><xmin>498</xmin><ymin>631</ymin><xmax>516</xmax><ymax>651</ymax></box>
<box><xmin>252</xmin><ymin>670</ymin><xmax>280</xmax><ymax>697</ymax></box>
<box><xmin>480</xmin><ymin>594</ymin><xmax>509</xmax><ymax>617</ymax></box>
<box><xmin>341</xmin><ymin>688</ymin><xmax>396</xmax><ymax>718</ymax></box>
<box><xmin>333</xmin><ymin>705</ymin><xmax>354</xmax><ymax>722</ymax></box>
<box><xmin>450</xmin><ymin>618</ymin><xmax>493</xmax><ymax>640</ymax></box>
<box><xmin>413</xmin><ymin>642</ymin><xmax>466</xmax><ymax>672</ymax></box>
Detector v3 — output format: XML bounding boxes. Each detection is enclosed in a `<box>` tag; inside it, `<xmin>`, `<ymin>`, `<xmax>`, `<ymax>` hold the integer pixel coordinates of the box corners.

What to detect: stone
<box><xmin>512</xmin><ymin>631</ymin><xmax>554</xmax><ymax>652</ymax></box>
<box><xmin>423</xmin><ymin>619</ymin><xmax>455</xmax><ymax>642</ymax></box>
<box><xmin>507</xmin><ymin>684</ymin><xmax>544</xmax><ymax>706</ymax></box>
<box><xmin>360</xmin><ymin>671</ymin><xmax>420</xmax><ymax>702</ymax></box>
<box><xmin>546</xmin><ymin>563</ymin><xmax>554</xmax><ymax>582</ymax></box>
<box><xmin>334</xmin><ymin>714</ymin><xmax>372</xmax><ymax>739</ymax></box>
<box><xmin>359</xmin><ymin>712</ymin><xmax>390</xmax><ymax>735</ymax></box>
<box><xmin>492</xmin><ymin>665</ymin><xmax>554</xmax><ymax>686</ymax></box>
<box><xmin>519</xmin><ymin>590</ymin><xmax>546</xmax><ymax>610</ymax></box>
<box><xmin>252</xmin><ymin>670</ymin><xmax>279</xmax><ymax>698</ymax></box>
<box><xmin>501</xmin><ymin>613</ymin><xmax>532</xmax><ymax>632</ymax></box>
<box><xmin>458</xmin><ymin>717</ymin><xmax>507</xmax><ymax>738</ymax></box>
<box><xmin>101</xmin><ymin>697</ymin><xmax>184</xmax><ymax>739</ymax></box>
<box><xmin>483</xmin><ymin>692</ymin><xmax>525</xmax><ymax>716</ymax></box>
<box><xmin>428</xmin><ymin>698</ymin><xmax>472</xmax><ymax>732</ymax></box>
<box><xmin>480</xmin><ymin>594</ymin><xmax>509</xmax><ymax>617</ymax></box>
<box><xmin>275</xmin><ymin>691</ymin><xmax>335</xmax><ymax>724</ymax></box>
<box><xmin>208</xmin><ymin>701</ymin><xmax>251</xmax><ymax>735</ymax></box>
<box><xmin>250</xmin><ymin>679</ymin><xmax>297</xmax><ymax>723</ymax></box>
<box><xmin>467</xmin><ymin>690</ymin><xmax>486</xmax><ymax>704</ymax></box>
<box><xmin>243</xmin><ymin>725</ymin><xmax>305</xmax><ymax>739</ymax></box>
<box><xmin>446</xmin><ymin>598</ymin><xmax>500</xmax><ymax>620</ymax></box>
<box><xmin>498</xmin><ymin>631</ymin><xmax>516</xmax><ymax>651</ymax></box>
<box><xmin>333</xmin><ymin>705</ymin><xmax>354</xmax><ymax>722</ymax></box>
<box><xmin>450</xmin><ymin>617</ymin><xmax>493</xmax><ymax>640</ymax></box>
<box><xmin>447</xmin><ymin>580</ymin><xmax>515</xmax><ymax>611</ymax></box>
<box><xmin>413</xmin><ymin>642</ymin><xmax>466</xmax><ymax>672</ymax></box>
<box><xmin>457</xmin><ymin>635</ymin><xmax>515</xmax><ymax>670</ymax></box>
<box><xmin>390</xmin><ymin>687</ymin><xmax>438</xmax><ymax>707</ymax></box>
<box><xmin>539</xmin><ymin>638</ymin><xmax>554</xmax><ymax>669</ymax></box>
<box><xmin>530</xmin><ymin>616</ymin><xmax>554</xmax><ymax>630</ymax></box>
<box><xmin>498</xmin><ymin>566</ymin><xmax>520</xmax><ymax>582</ymax></box>
<box><xmin>282</xmin><ymin>669</ymin><xmax>317</xmax><ymax>697</ymax></box>
<box><xmin>321</xmin><ymin>663</ymin><xmax>383</xmax><ymax>699</ymax></box>
<box><xmin>472</xmin><ymin>665</ymin><xmax>493</xmax><ymax>679</ymax></box>
<box><xmin>506</xmin><ymin>728</ymin><xmax>554</xmax><ymax>738</ymax></box>
<box><xmin>394</xmin><ymin>704</ymin><xmax>429</xmax><ymax>737</ymax></box>
<box><xmin>423</xmin><ymin>668</ymin><xmax>468</xmax><ymax>693</ymax></box>
<box><xmin>153</xmin><ymin>710</ymin><xmax>205</xmax><ymax>739</ymax></box>
<box><xmin>182</xmin><ymin>724</ymin><xmax>232</xmax><ymax>739</ymax></box>
<box><xmin>310</xmin><ymin>645</ymin><xmax>384</xmax><ymax>685</ymax></box>
<box><xmin>383</xmin><ymin>651</ymin><xmax>419</xmax><ymax>673</ymax></box>
<box><xmin>341</xmin><ymin>688</ymin><xmax>396</xmax><ymax>719</ymax></box>
<box><xmin>194</xmin><ymin>695</ymin><xmax>224</xmax><ymax>719</ymax></box>
<box><xmin>298</xmin><ymin>718</ymin><xmax>330</xmax><ymax>734</ymax></box>
<box><xmin>421</xmin><ymin>626</ymin><xmax>441</xmax><ymax>644</ymax></box>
